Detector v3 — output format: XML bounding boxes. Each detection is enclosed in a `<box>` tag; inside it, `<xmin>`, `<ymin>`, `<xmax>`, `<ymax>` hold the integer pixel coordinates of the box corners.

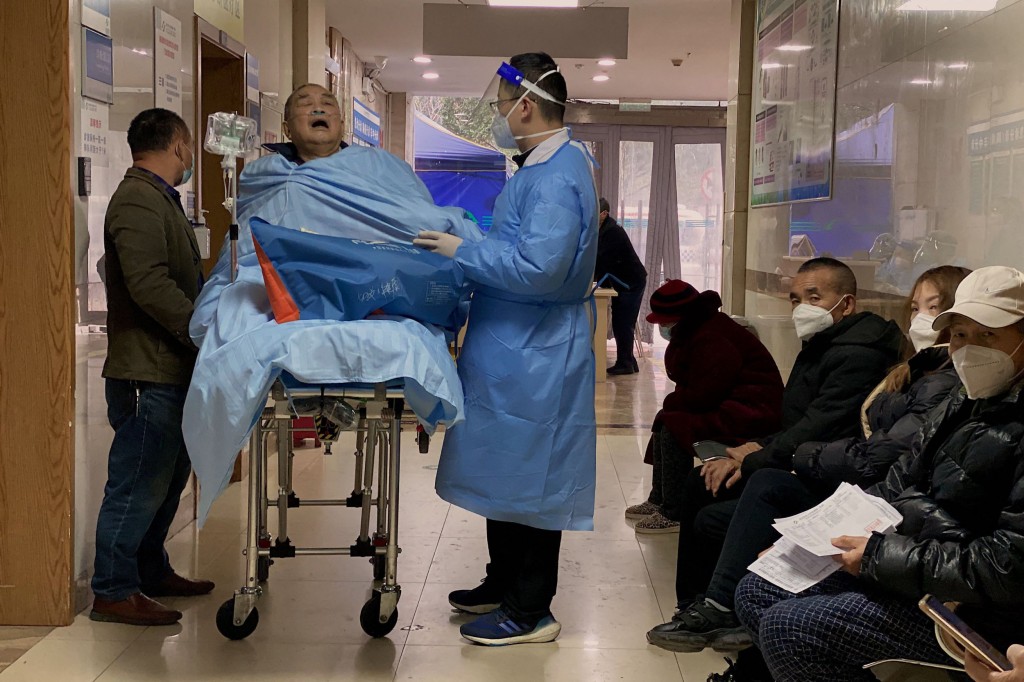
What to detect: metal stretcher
<box><xmin>215</xmin><ymin>376</ymin><xmax>428</xmax><ymax>640</ymax></box>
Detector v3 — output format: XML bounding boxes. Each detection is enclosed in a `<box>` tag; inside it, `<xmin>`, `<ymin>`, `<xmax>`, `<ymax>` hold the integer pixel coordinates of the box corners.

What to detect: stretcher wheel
<box><xmin>257</xmin><ymin>556</ymin><xmax>272</xmax><ymax>582</ymax></box>
<box><xmin>360</xmin><ymin>593</ymin><xmax>398</xmax><ymax>638</ymax></box>
<box><xmin>216</xmin><ymin>599</ymin><xmax>259</xmax><ymax>640</ymax></box>
<box><xmin>417</xmin><ymin>430</ymin><xmax>429</xmax><ymax>454</ymax></box>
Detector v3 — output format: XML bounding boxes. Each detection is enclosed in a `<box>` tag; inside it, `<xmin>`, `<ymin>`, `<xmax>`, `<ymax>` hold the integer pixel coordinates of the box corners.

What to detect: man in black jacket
<box><xmin>595</xmin><ymin>198</ymin><xmax>647</xmax><ymax>375</ymax></box>
<box><xmin>651</xmin><ymin>258</ymin><xmax>902</xmax><ymax>655</ymax></box>
<box><xmin>734</xmin><ymin>266</ymin><xmax>1024</xmax><ymax>682</ymax></box>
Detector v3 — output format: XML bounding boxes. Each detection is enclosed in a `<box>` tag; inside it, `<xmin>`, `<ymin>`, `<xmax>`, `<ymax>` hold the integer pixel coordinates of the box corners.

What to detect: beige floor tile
<box><xmin>0</xmin><ymin>639</ymin><xmax>132</xmax><ymax>681</ymax></box>
<box><xmin>557</xmin><ymin>536</ymin><xmax>654</xmax><ymax>587</ymax></box>
<box><xmin>44</xmin><ymin>613</ymin><xmax>146</xmax><ymax>643</ymax></box>
<box><xmin>440</xmin><ymin>504</ymin><xmax>487</xmax><ymax>538</ymax></box>
<box><xmin>94</xmin><ymin>639</ymin><xmax>399</xmax><ymax>682</ymax></box>
<box><xmin>394</xmin><ymin>644</ymin><xmax>684</xmax><ymax>682</ymax></box>
<box><xmin>133</xmin><ymin>580</ymin><xmax>423</xmax><ymax>646</ymax></box>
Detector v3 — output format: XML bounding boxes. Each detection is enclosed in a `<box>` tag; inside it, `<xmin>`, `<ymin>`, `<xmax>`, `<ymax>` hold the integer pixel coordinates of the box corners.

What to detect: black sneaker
<box><xmin>449</xmin><ymin>579</ymin><xmax>503</xmax><ymax>614</ymax></box>
<box><xmin>646</xmin><ymin>599</ymin><xmax>752</xmax><ymax>653</ymax></box>
<box><xmin>607</xmin><ymin>362</ymin><xmax>638</xmax><ymax>376</ymax></box>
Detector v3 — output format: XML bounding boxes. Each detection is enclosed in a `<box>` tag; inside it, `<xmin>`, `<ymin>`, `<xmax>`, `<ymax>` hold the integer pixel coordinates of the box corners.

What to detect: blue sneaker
<box><xmin>459</xmin><ymin>607</ymin><xmax>561</xmax><ymax>646</ymax></box>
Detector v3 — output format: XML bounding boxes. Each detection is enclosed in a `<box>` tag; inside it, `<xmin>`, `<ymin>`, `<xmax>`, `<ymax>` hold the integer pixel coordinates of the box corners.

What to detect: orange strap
<box><xmin>252</xmin><ymin>234</ymin><xmax>300</xmax><ymax>323</ymax></box>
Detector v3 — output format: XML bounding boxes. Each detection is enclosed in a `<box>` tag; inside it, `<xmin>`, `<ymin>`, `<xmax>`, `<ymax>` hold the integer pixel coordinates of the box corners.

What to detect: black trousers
<box><xmin>648</xmin><ymin>429</ymin><xmax>690</xmax><ymax>520</ymax></box>
<box><xmin>703</xmin><ymin>469</ymin><xmax>821</xmax><ymax>609</ymax></box>
<box><xmin>674</xmin><ymin>465</ymin><xmax>747</xmax><ymax>607</ymax></box>
<box><xmin>610</xmin><ymin>284</ymin><xmax>646</xmax><ymax>366</ymax></box>
<box><xmin>485</xmin><ymin>519</ymin><xmax>562</xmax><ymax>622</ymax></box>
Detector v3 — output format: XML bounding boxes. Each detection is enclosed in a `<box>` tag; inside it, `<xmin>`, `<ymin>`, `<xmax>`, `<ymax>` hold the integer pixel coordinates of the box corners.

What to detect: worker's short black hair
<box><xmin>505</xmin><ymin>52</ymin><xmax>567</xmax><ymax>122</ymax></box>
<box><xmin>797</xmin><ymin>256</ymin><xmax>858</xmax><ymax>296</ymax></box>
<box><xmin>599</xmin><ymin>198</ymin><xmax>610</xmax><ymax>213</ymax></box>
<box><xmin>127</xmin><ymin>108</ymin><xmax>190</xmax><ymax>155</ymax></box>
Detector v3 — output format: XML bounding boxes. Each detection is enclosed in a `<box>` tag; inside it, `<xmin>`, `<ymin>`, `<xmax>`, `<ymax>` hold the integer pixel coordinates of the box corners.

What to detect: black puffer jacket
<box><xmin>861</xmin><ymin>382</ymin><xmax>1024</xmax><ymax>650</ymax></box>
<box><xmin>792</xmin><ymin>346</ymin><xmax>958</xmax><ymax>496</ymax></box>
<box><xmin>742</xmin><ymin>311</ymin><xmax>904</xmax><ymax>476</ymax></box>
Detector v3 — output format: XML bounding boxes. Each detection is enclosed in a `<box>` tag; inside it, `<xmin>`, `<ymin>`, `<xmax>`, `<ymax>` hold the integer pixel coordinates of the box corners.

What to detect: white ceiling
<box><xmin>329</xmin><ymin>0</ymin><xmax>733</xmax><ymax>100</ymax></box>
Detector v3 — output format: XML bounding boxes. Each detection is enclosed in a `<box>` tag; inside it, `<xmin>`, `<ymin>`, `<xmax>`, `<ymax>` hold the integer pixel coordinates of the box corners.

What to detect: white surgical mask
<box><xmin>792</xmin><ymin>296</ymin><xmax>849</xmax><ymax>341</ymax></box>
<box><xmin>491</xmin><ymin>107</ymin><xmax>519</xmax><ymax>149</ymax></box>
<box><xmin>909</xmin><ymin>313</ymin><xmax>940</xmax><ymax>352</ymax></box>
<box><xmin>952</xmin><ymin>338</ymin><xmax>1024</xmax><ymax>399</ymax></box>
<box><xmin>659</xmin><ymin>324</ymin><xmax>674</xmax><ymax>341</ymax></box>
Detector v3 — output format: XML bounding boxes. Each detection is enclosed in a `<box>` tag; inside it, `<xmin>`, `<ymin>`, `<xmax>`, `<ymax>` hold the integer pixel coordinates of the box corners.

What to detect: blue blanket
<box><xmin>183</xmin><ymin>145</ymin><xmax>483</xmax><ymax>524</ymax></box>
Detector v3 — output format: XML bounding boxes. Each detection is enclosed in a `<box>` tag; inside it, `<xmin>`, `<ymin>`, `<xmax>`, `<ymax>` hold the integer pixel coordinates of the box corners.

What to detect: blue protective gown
<box><xmin>434</xmin><ymin>137</ymin><xmax>599</xmax><ymax>531</ymax></box>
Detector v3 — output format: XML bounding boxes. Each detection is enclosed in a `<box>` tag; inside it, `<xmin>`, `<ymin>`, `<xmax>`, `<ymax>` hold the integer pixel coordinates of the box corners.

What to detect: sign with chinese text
<box><xmin>82</xmin><ymin>27</ymin><xmax>114</xmax><ymax>104</ymax></box>
<box><xmin>154</xmin><ymin>9</ymin><xmax>183</xmax><ymax>115</ymax></box>
<box><xmin>750</xmin><ymin>0</ymin><xmax>839</xmax><ymax>206</ymax></box>
<box><xmin>352</xmin><ymin>98</ymin><xmax>381</xmax><ymax>148</ymax></box>
<box><xmin>80</xmin><ymin>99</ymin><xmax>110</xmax><ymax>167</ymax></box>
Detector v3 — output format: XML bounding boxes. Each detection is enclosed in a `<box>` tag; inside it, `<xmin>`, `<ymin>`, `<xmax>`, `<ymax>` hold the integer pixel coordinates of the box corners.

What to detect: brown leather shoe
<box><xmin>90</xmin><ymin>593</ymin><xmax>182</xmax><ymax>626</ymax></box>
<box><xmin>142</xmin><ymin>572</ymin><xmax>215</xmax><ymax>597</ymax></box>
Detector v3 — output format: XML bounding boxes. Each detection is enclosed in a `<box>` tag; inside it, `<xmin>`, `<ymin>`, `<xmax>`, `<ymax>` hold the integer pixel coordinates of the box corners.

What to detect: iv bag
<box><xmin>204</xmin><ymin>112</ymin><xmax>258</xmax><ymax>157</ymax></box>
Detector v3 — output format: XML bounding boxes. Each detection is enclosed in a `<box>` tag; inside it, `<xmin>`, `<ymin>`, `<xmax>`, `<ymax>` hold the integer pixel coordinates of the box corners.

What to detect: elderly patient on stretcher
<box><xmin>181</xmin><ymin>83</ymin><xmax>483</xmax><ymax>525</ymax></box>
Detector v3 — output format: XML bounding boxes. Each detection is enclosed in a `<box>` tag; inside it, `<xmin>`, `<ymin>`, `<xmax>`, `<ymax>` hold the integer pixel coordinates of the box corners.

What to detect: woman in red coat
<box><xmin>627</xmin><ymin>280</ymin><xmax>784</xmax><ymax>533</ymax></box>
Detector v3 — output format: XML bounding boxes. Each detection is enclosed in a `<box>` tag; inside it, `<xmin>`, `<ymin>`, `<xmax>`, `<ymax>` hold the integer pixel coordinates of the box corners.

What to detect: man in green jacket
<box><xmin>90</xmin><ymin>109</ymin><xmax>213</xmax><ymax>626</ymax></box>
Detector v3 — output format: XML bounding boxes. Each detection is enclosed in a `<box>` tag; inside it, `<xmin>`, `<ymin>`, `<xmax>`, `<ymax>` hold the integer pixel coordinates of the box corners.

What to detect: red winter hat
<box><xmin>646</xmin><ymin>279</ymin><xmax>722</xmax><ymax>324</ymax></box>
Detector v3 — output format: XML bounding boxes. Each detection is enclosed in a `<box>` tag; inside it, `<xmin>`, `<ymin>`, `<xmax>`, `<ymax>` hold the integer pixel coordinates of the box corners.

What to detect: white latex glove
<box><xmin>413</xmin><ymin>230</ymin><xmax>463</xmax><ymax>259</ymax></box>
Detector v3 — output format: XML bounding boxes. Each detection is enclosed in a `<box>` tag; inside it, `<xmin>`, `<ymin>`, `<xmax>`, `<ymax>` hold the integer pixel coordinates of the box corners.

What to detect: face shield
<box><xmin>474</xmin><ymin>62</ymin><xmax>566</xmax><ymax>149</ymax></box>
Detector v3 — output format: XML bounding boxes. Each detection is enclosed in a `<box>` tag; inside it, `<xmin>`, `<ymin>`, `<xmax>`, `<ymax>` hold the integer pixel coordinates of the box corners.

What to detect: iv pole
<box><xmin>203</xmin><ymin>112</ymin><xmax>257</xmax><ymax>284</ymax></box>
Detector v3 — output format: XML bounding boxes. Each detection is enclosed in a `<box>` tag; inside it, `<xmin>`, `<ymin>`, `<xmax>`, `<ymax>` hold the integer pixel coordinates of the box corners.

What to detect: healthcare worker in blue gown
<box><xmin>415</xmin><ymin>52</ymin><xmax>599</xmax><ymax>646</ymax></box>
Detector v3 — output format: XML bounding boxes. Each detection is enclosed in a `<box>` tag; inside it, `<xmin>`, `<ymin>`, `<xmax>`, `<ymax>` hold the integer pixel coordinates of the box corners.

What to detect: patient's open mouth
<box><xmin>311</xmin><ymin>119</ymin><xmax>329</xmax><ymax>129</ymax></box>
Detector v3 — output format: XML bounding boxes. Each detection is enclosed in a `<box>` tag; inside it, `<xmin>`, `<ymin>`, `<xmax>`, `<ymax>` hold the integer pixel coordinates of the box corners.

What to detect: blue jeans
<box><xmin>92</xmin><ymin>379</ymin><xmax>192</xmax><ymax>601</ymax></box>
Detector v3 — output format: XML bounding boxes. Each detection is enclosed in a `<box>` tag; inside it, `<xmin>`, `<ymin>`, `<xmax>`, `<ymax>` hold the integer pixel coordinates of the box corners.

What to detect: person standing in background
<box><xmin>595</xmin><ymin>197</ymin><xmax>648</xmax><ymax>375</ymax></box>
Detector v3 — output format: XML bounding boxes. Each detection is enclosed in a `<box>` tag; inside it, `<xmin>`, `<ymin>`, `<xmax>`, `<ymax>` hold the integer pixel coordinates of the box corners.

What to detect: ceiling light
<box><xmin>131</xmin><ymin>48</ymin><xmax>149</xmax><ymax>56</ymax></box>
<box><xmin>910</xmin><ymin>78</ymin><xmax>933</xmax><ymax>84</ymax></box>
<box><xmin>598</xmin><ymin>58</ymin><xmax>617</xmax><ymax>66</ymax></box>
<box><xmin>897</xmin><ymin>0</ymin><xmax>996</xmax><ymax>10</ymax></box>
<box><xmin>776</xmin><ymin>44</ymin><xmax>812</xmax><ymax>52</ymax></box>
<box><xmin>592</xmin><ymin>74</ymin><xmax>609</xmax><ymax>82</ymax></box>
<box><xmin>422</xmin><ymin>72</ymin><xmax>440</xmax><ymax>80</ymax></box>
<box><xmin>948</xmin><ymin>62</ymin><xmax>969</xmax><ymax>69</ymax></box>
<box><xmin>413</xmin><ymin>56</ymin><xmax>432</xmax><ymax>64</ymax></box>
<box><xmin>761</xmin><ymin>62</ymin><xmax>784</xmax><ymax>69</ymax></box>
<box><xmin>487</xmin><ymin>0</ymin><xmax>579</xmax><ymax>6</ymax></box>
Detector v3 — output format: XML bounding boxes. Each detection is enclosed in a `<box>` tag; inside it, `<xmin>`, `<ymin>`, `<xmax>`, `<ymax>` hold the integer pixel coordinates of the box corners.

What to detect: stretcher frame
<box><xmin>215</xmin><ymin>378</ymin><xmax>421</xmax><ymax>640</ymax></box>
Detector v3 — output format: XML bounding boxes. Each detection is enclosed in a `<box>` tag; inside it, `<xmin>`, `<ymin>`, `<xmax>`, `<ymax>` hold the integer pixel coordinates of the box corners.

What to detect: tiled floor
<box><xmin>2</xmin><ymin>348</ymin><xmax>735</xmax><ymax>681</ymax></box>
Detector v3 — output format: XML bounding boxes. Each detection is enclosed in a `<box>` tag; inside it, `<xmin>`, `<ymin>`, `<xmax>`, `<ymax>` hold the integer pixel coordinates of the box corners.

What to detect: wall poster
<box><xmin>154</xmin><ymin>9</ymin><xmax>184</xmax><ymax>115</ymax></box>
<box><xmin>750</xmin><ymin>0</ymin><xmax>840</xmax><ymax>206</ymax></box>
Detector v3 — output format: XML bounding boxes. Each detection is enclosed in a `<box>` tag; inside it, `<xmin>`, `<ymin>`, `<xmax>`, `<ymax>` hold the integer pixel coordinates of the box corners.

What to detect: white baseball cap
<box><xmin>933</xmin><ymin>266</ymin><xmax>1024</xmax><ymax>330</ymax></box>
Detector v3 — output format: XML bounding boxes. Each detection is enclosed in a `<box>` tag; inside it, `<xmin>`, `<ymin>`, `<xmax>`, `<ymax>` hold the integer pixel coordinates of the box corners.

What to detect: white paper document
<box><xmin>748</xmin><ymin>537</ymin><xmax>840</xmax><ymax>593</ymax></box>
<box><xmin>749</xmin><ymin>483</ymin><xmax>902</xmax><ymax>593</ymax></box>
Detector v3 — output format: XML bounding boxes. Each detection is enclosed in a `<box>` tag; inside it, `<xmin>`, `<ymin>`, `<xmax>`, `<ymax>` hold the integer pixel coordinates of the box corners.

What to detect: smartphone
<box><xmin>918</xmin><ymin>595</ymin><xmax>1011</xmax><ymax>672</ymax></box>
<box><xmin>693</xmin><ymin>440</ymin><xmax>730</xmax><ymax>463</ymax></box>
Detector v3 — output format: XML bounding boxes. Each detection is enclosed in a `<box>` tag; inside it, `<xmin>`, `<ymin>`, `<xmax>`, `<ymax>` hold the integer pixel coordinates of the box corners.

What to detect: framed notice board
<box><xmin>750</xmin><ymin>0</ymin><xmax>840</xmax><ymax>206</ymax></box>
